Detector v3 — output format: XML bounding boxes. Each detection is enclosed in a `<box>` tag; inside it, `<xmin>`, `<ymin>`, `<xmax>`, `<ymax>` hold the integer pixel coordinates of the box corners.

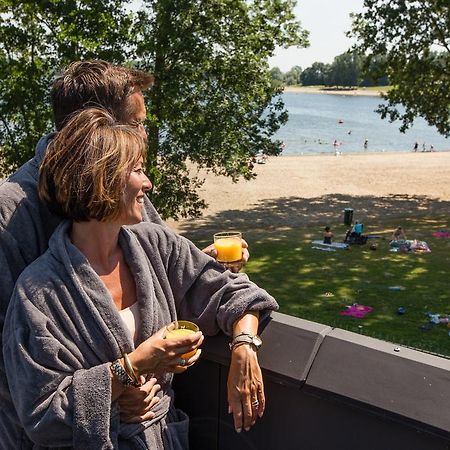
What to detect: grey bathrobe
<box><xmin>3</xmin><ymin>221</ymin><xmax>278</xmax><ymax>449</ymax></box>
<box><xmin>0</xmin><ymin>134</ymin><xmax>165</xmax><ymax>448</ymax></box>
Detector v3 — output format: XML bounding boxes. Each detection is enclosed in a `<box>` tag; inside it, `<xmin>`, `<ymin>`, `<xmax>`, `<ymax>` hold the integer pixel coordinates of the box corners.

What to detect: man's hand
<box><xmin>202</xmin><ymin>239</ymin><xmax>249</xmax><ymax>273</ymax></box>
<box><xmin>118</xmin><ymin>377</ymin><xmax>161</xmax><ymax>423</ymax></box>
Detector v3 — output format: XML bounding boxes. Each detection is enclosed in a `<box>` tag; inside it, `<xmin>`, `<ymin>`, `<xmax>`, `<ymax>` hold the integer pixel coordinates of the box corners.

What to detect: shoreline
<box><xmin>283</xmin><ymin>86</ymin><xmax>388</xmax><ymax>97</ymax></box>
<box><xmin>279</xmin><ymin>148</ymin><xmax>450</xmax><ymax>157</ymax></box>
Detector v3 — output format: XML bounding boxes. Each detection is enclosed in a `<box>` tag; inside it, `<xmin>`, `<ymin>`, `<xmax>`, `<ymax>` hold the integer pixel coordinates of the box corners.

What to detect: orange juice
<box><xmin>214</xmin><ymin>237</ymin><xmax>242</xmax><ymax>263</ymax></box>
<box><xmin>165</xmin><ymin>321</ymin><xmax>199</xmax><ymax>359</ymax></box>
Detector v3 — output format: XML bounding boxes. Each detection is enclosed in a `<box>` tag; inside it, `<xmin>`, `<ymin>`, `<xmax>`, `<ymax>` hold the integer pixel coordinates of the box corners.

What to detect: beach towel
<box><xmin>3</xmin><ymin>221</ymin><xmax>278</xmax><ymax>448</ymax></box>
<box><xmin>340</xmin><ymin>304</ymin><xmax>373</xmax><ymax>318</ymax></box>
<box><xmin>432</xmin><ymin>231</ymin><xmax>450</xmax><ymax>238</ymax></box>
<box><xmin>312</xmin><ymin>246</ymin><xmax>336</xmax><ymax>252</ymax></box>
<box><xmin>311</xmin><ymin>240</ymin><xmax>349</xmax><ymax>249</ymax></box>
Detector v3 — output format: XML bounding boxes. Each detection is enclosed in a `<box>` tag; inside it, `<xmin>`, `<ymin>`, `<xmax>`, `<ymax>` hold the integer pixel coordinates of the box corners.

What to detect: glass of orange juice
<box><xmin>164</xmin><ymin>320</ymin><xmax>199</xmax><ymax>359</ymax></box>
<box><xmin>213</xmin><ymin>231</ymin><xmax>242</xmax><ymax>264</ymax></box>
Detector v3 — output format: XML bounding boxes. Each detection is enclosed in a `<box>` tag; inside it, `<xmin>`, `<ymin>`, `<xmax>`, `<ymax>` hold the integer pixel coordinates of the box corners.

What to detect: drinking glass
<box><xmin>165</xmin><ymin>320</ymin><xmax>199</xmax><ymax>359</ymax></box>
<box><xmin>213</xmin><ymin>231</ymin><xmax>242</xmax><ymax>263</ymax></box>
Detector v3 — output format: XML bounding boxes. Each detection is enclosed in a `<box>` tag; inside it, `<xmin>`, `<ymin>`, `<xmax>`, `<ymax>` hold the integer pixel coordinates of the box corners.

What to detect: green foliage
<box><xmin>351</xmin><ymin>0</ymin><xmax>450</xmax><ymax>136</ymax></box>
<box><xmin>0</xmin><ymin>0</ymin><xmax>134</xmax><ymax>171</ymax></box>
<box><xmin>134</xmin><ymin>0</ymin><xmax>308</xmax><ymax>219</ymax></box>
<box><xmin>300</xmin><ymin>61</ymin><xmax>331</xmax><ymax>86</ymax></box>
<box><xmin>298</xmin><ymin>54</ymin><xmax>364</xmax><ymax>87</ymax></box>
<box><xmin>283</xmin><ymin>65</ymin><xmax>302</xmax><ymax>85</ymax></box>
<box><xmin>328</xmin><ymin>52</ymin><xmax>362</xmax><ymax>87</ymax></box>
<box><xmin>0</xmin><ymin>0</ymin><xmax>308</xmax><ymax>220</ymax></box>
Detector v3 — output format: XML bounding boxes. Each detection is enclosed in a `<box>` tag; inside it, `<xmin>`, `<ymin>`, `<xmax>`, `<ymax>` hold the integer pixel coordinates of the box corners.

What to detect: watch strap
<box><xmin>229</xmin><ymin>332</ymin><xmax>261</xmax><ymax>351</ymax></box>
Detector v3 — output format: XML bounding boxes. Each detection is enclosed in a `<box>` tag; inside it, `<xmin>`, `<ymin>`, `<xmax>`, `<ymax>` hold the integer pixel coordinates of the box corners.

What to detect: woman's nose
<box><xmin>142</xmin><ymin>173</ymin><xmax>152</xmax><ymax>192</ymax></box>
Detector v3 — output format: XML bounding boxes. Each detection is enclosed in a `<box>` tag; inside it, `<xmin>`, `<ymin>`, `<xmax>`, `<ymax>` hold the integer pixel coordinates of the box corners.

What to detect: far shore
<box><xmin>283</xmin><ymin>85</ymin><xmax>388</xmax><ymax>97</ymax></box>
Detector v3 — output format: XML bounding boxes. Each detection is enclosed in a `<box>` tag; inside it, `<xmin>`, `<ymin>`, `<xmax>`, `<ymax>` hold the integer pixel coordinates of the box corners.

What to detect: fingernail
<box><xmin>228</xmin><ymin>406</ymin><xmax>232</xmax><ymax>414</ymax></box>
<box><xmin>236</xmin><ymin>428</ymin><xmax>242</xmax><ymax>433</ymax></box>
<box><xmin>258</xmin><ymin>411</ymin><xmax>263</xmax><ymax>417</ymax></box>
<box><xmin>244</xmin><ymin>427</ymin><xmax>250</xmax><ymax>432</ymax></box>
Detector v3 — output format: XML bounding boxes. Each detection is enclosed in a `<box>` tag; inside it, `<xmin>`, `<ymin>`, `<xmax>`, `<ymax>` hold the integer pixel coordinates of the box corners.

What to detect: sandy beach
<box><xmin>283</xmin><ymin>86</ymin><xmax>388</xmax><ymax>97</ymax></box>
<box><xmin>170</xmin><ymin>152</ymin><xmax>450</xmax><ymax>234</ymax></box>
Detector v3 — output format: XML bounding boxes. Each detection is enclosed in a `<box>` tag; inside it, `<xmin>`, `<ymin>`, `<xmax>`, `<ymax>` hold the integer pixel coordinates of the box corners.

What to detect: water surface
<box><xmin>275</xmin><ymin>93</ymin><xmax>450</xmax><ymax>155</ymax></box>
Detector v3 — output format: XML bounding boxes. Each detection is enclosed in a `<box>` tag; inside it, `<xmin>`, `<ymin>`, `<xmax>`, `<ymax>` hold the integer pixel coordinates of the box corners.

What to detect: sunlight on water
<box><xmin>275</xmin><ymin>93</ymin><xmax>450</xmax><ymax>155</ymax></box>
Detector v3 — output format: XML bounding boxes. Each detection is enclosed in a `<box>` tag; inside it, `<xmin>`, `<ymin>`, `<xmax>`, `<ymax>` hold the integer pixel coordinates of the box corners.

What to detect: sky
<box><xmin>268</xmin><ymin>0</ymin><xmax>364</xmax><ymax>72</ymax></box>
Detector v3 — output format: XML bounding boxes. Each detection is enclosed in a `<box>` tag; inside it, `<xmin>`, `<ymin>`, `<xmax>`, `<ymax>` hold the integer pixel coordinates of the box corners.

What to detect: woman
<box><xmin>3</xmin><ymin>108</ymin><xmax>278</xmax><ymax>448</ymax></box>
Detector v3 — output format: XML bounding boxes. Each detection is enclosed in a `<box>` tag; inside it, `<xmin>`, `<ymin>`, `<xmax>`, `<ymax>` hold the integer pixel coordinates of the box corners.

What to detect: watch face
<box><xmin>253</xmin><ymin>335</ymin><xmax>262</xmax><ymax>347</ymax></box>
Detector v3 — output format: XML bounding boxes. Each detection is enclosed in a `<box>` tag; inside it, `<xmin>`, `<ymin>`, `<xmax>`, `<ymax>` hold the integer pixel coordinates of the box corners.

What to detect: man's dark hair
<box><xmin>51</xmin><ymin>60</ymin><xmax>154</xmax><ymax>130</ymax></box>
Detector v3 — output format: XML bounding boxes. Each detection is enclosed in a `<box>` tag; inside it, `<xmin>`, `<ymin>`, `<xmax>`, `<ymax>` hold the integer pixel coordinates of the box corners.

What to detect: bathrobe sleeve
<box><xmin>133</xmin><ymin>224</ymin><xmax>279</xmax><ymax>337</ymax></box>
<box><xmin>2</xmin><ymin>267</ymin><xmax>118</xmax><ymax>449</ymax></box>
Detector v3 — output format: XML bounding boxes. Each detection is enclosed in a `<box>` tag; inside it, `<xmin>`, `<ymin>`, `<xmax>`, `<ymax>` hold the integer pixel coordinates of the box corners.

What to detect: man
<box><xmin>0</xmin><ymin>60</ymin><xmax>248</xmax><ymax>447</ymax></box>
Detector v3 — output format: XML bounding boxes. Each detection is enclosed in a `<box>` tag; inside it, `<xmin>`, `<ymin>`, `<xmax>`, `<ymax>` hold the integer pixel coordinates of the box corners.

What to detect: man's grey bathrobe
<box><xmin>3</xmin><ymin>220</ymin><xmax>278</xmax><ymax>449</ymax></box>
<box><xmin>0</xmin><ymin>134</ymin><xmax>166</xmax><ymax>448</ymax></box>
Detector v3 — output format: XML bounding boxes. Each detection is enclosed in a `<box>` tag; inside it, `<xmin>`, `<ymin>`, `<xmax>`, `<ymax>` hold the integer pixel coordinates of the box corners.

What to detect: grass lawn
<box><xmin>193</xmin><ymin>216</ymin><xmax>450</xmax><ymax>358</ymax></box>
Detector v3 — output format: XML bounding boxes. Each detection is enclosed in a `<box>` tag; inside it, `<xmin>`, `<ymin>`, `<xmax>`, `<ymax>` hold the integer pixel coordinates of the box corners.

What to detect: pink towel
<box><xmin>340</xmin><ymin>304</ymin><xmax>373</xmax><ymax>318</ymax></box>
<box><xmin>432</xmin><ymin>231</ymin><xmax>450</xmax><ymax>237</ymax></box>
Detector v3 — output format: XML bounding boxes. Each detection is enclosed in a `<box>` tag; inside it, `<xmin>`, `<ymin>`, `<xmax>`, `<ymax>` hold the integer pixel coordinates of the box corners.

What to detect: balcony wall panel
<box><xmin>173</xmin><ymin>312</ymin><xmax>450</xmax><ymax>449</ymax></box>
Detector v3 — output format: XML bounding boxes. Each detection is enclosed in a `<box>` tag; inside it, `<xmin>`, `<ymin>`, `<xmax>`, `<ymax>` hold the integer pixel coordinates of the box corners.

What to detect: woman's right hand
<box><xmin>129</xmin><ymin>325</ymin><xmax>204</xmax><ymax>376</ymax></box>
<box><xmin>119</xmin><ymin>376</ymin><xmax>161</xmax><ymax>423</ymax></box>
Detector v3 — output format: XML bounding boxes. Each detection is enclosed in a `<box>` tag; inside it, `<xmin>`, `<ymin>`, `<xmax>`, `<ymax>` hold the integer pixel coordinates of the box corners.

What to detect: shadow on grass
<box><xmin>176</xmin><ymin>194</ymin><xmax>450</xmax><ymax>358</ymax></box>
<box><xmin>176</xmin><ymin>193</ymin><xmax>450</xmax><ymax>235</ymax></box>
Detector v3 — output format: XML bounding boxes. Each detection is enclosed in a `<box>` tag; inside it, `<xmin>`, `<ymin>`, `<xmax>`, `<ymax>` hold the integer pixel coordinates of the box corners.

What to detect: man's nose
<box><xmin>138</xmin><ymin>124</ymin><xmax>148</xmax><ymax>141</ymax></box>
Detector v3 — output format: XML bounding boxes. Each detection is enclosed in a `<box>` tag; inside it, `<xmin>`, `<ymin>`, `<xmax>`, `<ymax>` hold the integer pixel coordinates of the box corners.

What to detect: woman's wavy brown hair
<box><xmin>39</xmin><ymin>107</ymin><xmax>147</xmax><ymax>222</ymax></box>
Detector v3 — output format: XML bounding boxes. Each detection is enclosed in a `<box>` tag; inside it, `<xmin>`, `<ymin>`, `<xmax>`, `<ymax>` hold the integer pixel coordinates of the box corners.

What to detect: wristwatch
<box><xmin>229</xmin><ymin>332</ymin><xmax>262</xmax><ymax>352</ymax></box>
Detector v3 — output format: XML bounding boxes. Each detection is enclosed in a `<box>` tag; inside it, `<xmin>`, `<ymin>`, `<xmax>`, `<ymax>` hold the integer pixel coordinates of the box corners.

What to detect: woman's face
<box><xmin>119</xmin><ymin>157</ymin><xmax>152</xmax><ymax>225</ymax></box>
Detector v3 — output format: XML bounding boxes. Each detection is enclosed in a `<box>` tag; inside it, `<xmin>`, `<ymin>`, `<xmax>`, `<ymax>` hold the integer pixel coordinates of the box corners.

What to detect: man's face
<box><xmin>127</xmin><ymin>90</ymin><xmax>147</xmax><ymax>140</ymax></box>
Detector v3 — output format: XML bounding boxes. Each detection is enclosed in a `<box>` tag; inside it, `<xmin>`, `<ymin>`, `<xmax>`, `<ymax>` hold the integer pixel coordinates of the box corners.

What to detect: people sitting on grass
<box><xmin>352</xmin><ymin>221</ymin><xmax>363</xmax><ymax>236</ymax></box>
<box><xmin>391</xmin><ymin>226</ymin><xmax>406</xmax><ymax>242</ymax></box>
<box><xmin>344</xmin><ymin>221</ymin><xmax>367</xmax><ymax>245</ymax></box>
<box><xmin>323</xmin><ymin>226</ymin><xmax>334</xmax><ymax>244</ymax></box>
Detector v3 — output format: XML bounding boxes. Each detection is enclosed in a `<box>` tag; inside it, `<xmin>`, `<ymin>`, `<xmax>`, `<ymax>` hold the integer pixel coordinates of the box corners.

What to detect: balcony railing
<box><xmin>173</xmin><ymin>312</ymin><xmax>450</xmax><ymax>450</ymax></box>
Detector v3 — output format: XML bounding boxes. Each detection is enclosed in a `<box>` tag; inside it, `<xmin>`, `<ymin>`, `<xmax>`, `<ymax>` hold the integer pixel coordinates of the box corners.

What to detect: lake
<box><xmin>275</xmin><ymin>92</ymin><xmax>450</xmax><ymax>155</ymax></box>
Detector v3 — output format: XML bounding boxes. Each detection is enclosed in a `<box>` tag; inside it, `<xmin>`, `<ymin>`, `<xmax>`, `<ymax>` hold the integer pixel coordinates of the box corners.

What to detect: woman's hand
<box><xmin>202</xmin><ymin>239</ymin><xmax>249</xmax><ymax>273</ymax></box>
<box><xmin>118</xmin><ymin>376</ymin><xmax>161</xmax><ymax>423</ymax></box>
<box><xmin>129</xmin><ymin>325</ymin><xmax>204</xmax><ymax>376</ymax></box>
<box><xmin>227</xmin><ymin>344</ymin><xmax>265</xmax><ymax>433</ymax></box>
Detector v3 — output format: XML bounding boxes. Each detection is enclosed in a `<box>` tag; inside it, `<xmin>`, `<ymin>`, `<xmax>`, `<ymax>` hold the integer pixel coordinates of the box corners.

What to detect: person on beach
<box><xmin>364</xmin><ymin>139</ymin><xmax>368</xmax><ymax>149</ymax></box>
<box><xmin>391</xmin><ymin>226</ymin><xmax>406</xmax><ymax>242</ymax></box>
<box><xmin>323</xmin><ymin>226</ymin><xmax>334</xmax><ymax>244</ymax></box>
<box><xmin>3</xmin><ymin>107</ymin><xmax>278</xmax><ymax>448</ymax></box>
<box><xmin>352</xmin><ymin>221</ymin><xmax>363</xmax><ymax>236</ymax></box>
<box><xmin>413</xmin><ymin>141</ymin><xmax>419</xmax><ymax>152</ymax></box>
<box><xmin>0</xmin><ymin>60</ymin><xmax>248</xmax><ymax>446</ymax></box>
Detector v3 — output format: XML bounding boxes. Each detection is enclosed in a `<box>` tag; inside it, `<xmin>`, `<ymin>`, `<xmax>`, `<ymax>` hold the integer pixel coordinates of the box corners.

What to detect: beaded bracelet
<box><xmin>110</xmin><ymin>359</ymin><xmax>139</xmax><ymax>387</ymax></box>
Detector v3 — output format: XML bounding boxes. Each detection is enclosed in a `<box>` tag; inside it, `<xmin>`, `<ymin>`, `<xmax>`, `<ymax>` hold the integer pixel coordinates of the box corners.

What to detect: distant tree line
<box><xmin>271</xmin><ymin>51</ymin><xmax>389</xmax><ymax>88</ymax></box>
